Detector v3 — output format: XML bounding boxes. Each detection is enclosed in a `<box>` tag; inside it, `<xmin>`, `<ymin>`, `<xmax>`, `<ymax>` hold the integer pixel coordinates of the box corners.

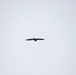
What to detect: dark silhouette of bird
<box><xmin>26</xmin><ymin>38</ymin><xmax>45</xmax><ymax>42</ymax></box>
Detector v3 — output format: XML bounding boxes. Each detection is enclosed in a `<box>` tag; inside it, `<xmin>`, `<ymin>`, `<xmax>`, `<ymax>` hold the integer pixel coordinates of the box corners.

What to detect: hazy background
<box><xmin>0</xmin><ymin>0</ymin><xmax>76</xmax><ymax>75</ymax></box>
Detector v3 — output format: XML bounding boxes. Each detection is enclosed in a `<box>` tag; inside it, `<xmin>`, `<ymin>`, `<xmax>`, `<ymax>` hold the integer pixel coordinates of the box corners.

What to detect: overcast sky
<box><xmin>0</xmin><ymin>0</ymin><xmax>76</xmax><ymax>75</ymax></box>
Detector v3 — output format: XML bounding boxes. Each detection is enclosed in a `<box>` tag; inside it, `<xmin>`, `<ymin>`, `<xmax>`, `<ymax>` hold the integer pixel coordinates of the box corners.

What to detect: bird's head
<box><xmin>33</xmin><ymin>38</ymin><xmax>35</xmax><ymax>39</ymax></box>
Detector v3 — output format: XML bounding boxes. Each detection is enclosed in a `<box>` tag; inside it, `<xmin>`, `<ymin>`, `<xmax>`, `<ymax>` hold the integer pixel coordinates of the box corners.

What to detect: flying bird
<box><xmin>26</xmin><ymin>38</ymin><xmax>45</xmax><ymax>42</ymax></box>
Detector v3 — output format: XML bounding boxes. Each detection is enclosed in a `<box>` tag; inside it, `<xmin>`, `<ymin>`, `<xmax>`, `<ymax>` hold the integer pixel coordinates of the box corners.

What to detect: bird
<box><xmin>26</xmin><ymin>38</ymin><xmax>45</xmax><ymax>42</ymax></box>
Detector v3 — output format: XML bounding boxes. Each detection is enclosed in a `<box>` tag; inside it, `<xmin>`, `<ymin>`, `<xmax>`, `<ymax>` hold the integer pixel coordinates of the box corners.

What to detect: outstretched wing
<box><xmin>26</xmin><ymin>38</ymin><xmax>34</xmax><ymax>41</ymax></box>
<box><xmin>36</xmin><ymin>38</ymin><xmax>45</xmax><ymax>40</ymax></box>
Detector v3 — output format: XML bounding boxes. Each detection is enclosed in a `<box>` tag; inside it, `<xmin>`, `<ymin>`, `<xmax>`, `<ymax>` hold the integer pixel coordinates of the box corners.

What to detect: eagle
<box><xmin>26</xmin><ymin>38</ymin><xmax>45</xmax><ymax>42</ymax></box>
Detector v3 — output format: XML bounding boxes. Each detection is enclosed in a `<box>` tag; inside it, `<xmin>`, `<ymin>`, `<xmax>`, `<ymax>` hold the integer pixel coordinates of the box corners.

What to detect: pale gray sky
<box><xmin>0</xmin><ymin>0</ymin><xmax>76</xmax><ymax>75</ymax></box>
